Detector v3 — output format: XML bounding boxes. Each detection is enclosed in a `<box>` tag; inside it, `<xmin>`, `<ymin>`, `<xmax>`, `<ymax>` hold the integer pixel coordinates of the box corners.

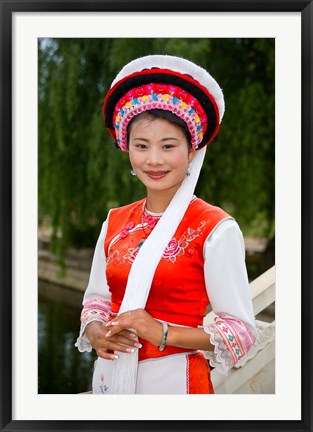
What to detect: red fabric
<box><xmin>104</xmin><ymin>197</ymin><xmax>229</xmax><ymax>341</ymax></box>
<box><xmin>187</xmin><ymin>352</ymin><xmax>214</xmax><ymax>394</ymax></box>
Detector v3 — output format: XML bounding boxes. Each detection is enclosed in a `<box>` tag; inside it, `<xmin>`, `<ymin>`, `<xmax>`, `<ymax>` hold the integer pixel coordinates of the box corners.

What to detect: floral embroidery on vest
<box><xmin>116</xmin><ymin>219</ymin><xmax>208</xmax><ymax>265</ymax></box>
<box><xmin>123</xmin><ymin>246</ymin><xmax>140</xmax><ymax>263</ymax></box>
<box><xmin>162</xmin><ymin>220</ymin><xmax>207</xmax><ymax>263</ymax></box>
<box><xmin>162</xmin><ymin>238</ymin><xmax>182</xmax><ymax>263</ymax></box>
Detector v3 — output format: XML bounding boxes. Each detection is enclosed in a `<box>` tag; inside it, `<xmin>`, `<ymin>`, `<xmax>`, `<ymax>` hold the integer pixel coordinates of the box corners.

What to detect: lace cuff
<box><xmin>75</xmin><ymin>298</ymin><xmax>112</xmax><ymax>353</ymax></box>
<box><xmin>201</xmin><ymin>314</ymin><xmax>257</xmax><ymax>375</ymax></box>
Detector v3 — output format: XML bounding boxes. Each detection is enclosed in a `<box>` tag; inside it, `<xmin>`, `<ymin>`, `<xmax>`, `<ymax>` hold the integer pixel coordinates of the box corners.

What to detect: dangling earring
<box><xmin>186</xmin><ymin>164</ymin><xmax>191</xmax><ymax>177</ymax></box>
<box><xmin>130</xmin><ymin>169</ymin><xmax>137</xmax><ymax>176</ymax></box>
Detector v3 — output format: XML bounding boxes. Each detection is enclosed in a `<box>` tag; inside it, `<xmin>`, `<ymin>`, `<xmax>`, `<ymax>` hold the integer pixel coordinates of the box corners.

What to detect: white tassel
<box><xmin>109</xmin><ymin>351</ymin><xmax>139</xmax><ymax>394</ymax></box>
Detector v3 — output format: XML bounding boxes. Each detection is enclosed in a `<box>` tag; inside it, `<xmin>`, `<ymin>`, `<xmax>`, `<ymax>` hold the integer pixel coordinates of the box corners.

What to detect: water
<box><xmin>38</xmin><ymin>293</ymin><xmax>96</xmax><ymax>394</ymax></box>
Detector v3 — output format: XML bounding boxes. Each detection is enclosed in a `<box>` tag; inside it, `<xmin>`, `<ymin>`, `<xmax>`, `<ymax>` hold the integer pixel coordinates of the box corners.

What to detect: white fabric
<box><xmin>201</xmin><ymin>219</ymin><xmax>256</xmax><ymax>373</ymax></box>
<box><xmin>80</xmin><ymin>220</ymin><xmax>111</xmax><ymax>304</ymax></box>
<box><xmin>136</xmin><ymin>353</ymin><xmax>190</xmax><ymax>394</ymax></box>
<box><xmin>204</xmin><ymin>219</ymin><xmax>255</xmax><ymax>328</ymax></box>
<box><xmin>93</xmin><ymin>352</ymin><xmax>192</xmax><ymax>394</ymax></box>
<box><xmin>74</xmin><ymin>220</ymin><xmax>111</xmax><ymax>352</ymax></box>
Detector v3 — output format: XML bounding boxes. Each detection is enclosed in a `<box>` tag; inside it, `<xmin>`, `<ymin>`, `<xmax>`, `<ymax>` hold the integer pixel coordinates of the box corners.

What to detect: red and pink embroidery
<box><xmin>80</xmin><ymin>298</ymin><xmax>112</xmax><ymax>324</ymax></box>
<box><xmin>163</xmin><ymin>238</ymin><xmax>182</xmax><ymax>263</ymax></box>
<box><xmin>207</xmin><ymin>315</ymin><xmax>256</xmax><ymax>365</ymax></box>
<box><xmin>118</xmin><ymin>220</ymin><xmax>208</xmax><ymax>264</ymax></box>
<box><xmin>107</xmin><ymin>209</ymin><xmax>209</xmax><ymax>265</ymax></box>
<box><xmin>161</xmin><ymin>221</ymin><xmax>207</xmax><ymax>263</ymax></box>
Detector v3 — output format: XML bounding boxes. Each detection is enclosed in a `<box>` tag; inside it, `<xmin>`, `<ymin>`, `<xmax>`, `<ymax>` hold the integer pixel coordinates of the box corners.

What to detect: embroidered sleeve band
<box><xmin>75</xmin><ymin>298</ymin><xmax>112</xmax><ymax>352</ymax></box>
<box><xmin>80</xmin><ymin>298</ymin><xmax>112</xmax><ymax>323</ymax></box>
<box><xmin>202</xmin><ymin>314</ymin><xmax>257</xmax><ymax>375</ymax></box>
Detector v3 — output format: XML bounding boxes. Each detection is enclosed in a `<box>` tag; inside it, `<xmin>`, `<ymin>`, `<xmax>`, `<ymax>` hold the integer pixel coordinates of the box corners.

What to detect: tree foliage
<box><xmin>38</xmin><ymin>38</ymin><xmax>275</xmax><ymax>258</ymax></box>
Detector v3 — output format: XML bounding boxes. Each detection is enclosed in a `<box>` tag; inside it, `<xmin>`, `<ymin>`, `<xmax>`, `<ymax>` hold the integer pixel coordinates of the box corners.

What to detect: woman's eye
<box><xmin>135</xmin><ymin>144</ymin><xmax>147</xmax><ymax>149</ymax></box>
<box><xmin>163</xmin><ymin>144</ymin><xmax>175</xmax><ymax>149</ymax></box>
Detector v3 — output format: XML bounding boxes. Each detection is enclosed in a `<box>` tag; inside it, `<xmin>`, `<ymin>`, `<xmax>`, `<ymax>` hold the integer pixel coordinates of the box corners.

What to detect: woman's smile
<box><xmin>144</xmin><ymin>170</ymin><xmax>170</xmax><ymax>180</ymax></box>
<box><xmin>128</xmin><ymin>117</ymin><xmax>195</xmax><ymax>205</ymax></box>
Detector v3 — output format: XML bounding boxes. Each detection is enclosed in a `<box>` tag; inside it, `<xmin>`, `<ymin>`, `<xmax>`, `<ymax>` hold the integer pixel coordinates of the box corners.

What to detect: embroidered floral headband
<box><xmin>103</xmin><ymin>55</ymin><xmax>225</xmax><ymax>151</ymax></box>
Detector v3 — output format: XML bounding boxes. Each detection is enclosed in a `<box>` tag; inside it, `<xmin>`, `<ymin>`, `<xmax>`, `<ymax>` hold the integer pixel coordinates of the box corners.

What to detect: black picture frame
<box><xmin>1</xmin><ymin>1</ymin><xmax>312</xmax><ymax>431</ymax></box>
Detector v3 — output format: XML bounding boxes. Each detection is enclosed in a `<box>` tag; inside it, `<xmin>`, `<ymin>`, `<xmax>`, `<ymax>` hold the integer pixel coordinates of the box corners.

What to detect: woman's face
<box><xmin>128</xmin><ymin>116</ymin><xmax>196</xmax><ymax>198</ymax></box>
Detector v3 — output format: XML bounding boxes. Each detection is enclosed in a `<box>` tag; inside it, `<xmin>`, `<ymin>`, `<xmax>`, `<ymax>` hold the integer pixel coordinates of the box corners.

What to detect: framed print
<box><xmin>1</xmin><ymin>1</ymin><xmax>312</xmax><ymax>431</ymax></box>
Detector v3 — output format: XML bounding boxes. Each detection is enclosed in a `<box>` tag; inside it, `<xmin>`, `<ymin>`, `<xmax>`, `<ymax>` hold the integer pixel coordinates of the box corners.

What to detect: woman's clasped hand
<box><xmin>90</xmin><ymin>309</ymin><xmax>163</xmax><ymax>360</ymax></box>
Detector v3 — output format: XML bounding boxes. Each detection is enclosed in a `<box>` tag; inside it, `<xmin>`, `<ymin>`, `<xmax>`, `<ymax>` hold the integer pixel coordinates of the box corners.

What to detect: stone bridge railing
<box><xmin>204</xmin><ymin>266</ymin><xmax>276</xmax><ymax>394</ymax></box>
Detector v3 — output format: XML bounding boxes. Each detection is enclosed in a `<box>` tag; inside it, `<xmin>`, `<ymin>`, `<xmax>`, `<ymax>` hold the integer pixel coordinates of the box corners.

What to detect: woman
<box><xmin>75</xmin><ymin>54</ymin><xmax>256</xmax><ymax>394</ymax></box>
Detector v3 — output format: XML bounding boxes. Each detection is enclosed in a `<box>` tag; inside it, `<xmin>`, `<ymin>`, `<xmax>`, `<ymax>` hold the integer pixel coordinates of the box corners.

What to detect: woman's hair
<box><xmin>126</xmin><ymin>109</ymin><xmax>192</xmax><ymax>148</ymax></box>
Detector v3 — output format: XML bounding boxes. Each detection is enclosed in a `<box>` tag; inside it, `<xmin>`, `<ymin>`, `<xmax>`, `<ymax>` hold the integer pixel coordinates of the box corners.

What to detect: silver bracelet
<box><xmin>158</xmin><ymin>322</ymin><xmax>168</xmax><ymax>351</ymax></box>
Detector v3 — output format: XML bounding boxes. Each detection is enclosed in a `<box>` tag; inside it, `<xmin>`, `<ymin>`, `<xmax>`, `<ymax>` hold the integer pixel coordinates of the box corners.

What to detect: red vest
<box><xmin>105</xmin><ymin>197</ymin><xmax>230</xmax><ymax>324</ymax></box>
<box><xmin>104</xmin><ymin>198</ymin><xmax>229</xmax><ymax>359</ymax></box>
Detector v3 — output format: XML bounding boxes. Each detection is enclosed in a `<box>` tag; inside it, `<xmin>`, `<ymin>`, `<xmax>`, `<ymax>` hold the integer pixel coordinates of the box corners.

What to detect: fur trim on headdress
<box><xmin>103</xmin><ymin>55</ymin><xmax>224</xmax><ymax>151</ymax></box>
<box><xmin>111</xmin><ymin>55</ymin><xmax>224</xmax><ymax>120</ymax></box>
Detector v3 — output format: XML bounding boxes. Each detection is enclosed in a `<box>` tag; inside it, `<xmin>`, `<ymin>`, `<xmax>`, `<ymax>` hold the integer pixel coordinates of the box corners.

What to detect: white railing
<box><xmin>204</xmin><ymin>266</ymin><xmax>276</xmax><ymax>394</ymax></box>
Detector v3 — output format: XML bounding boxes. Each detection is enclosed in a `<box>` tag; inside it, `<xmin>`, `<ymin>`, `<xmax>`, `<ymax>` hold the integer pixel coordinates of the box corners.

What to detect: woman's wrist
<box><xmin>151</xmin><ymin>320</ymin><xmax>165</xmax><ymax>348</ymax></box>
<box><xmin>165</xmin><ymin>325</ymin><xmax>215</xmax><ymax>351</ymax></box>
<box><xmin>85</xmin><ymin>321</ymin><xmax>103</xmax><ymax>350</ymax></box>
